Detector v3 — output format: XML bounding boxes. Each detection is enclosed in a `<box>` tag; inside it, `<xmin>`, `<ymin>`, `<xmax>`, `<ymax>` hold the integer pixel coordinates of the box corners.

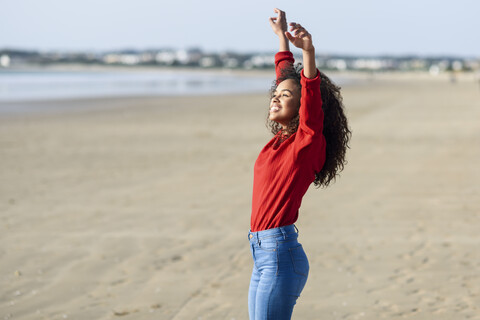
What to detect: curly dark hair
<box><xmin>267</xmin><ymin>63</ymin><xmax>351</xmax><ymax>188</ymax></box>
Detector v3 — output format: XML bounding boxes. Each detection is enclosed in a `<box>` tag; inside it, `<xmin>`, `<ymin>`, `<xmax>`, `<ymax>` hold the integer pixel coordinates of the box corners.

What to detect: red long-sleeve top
<box><xmin>250</xmin><ymin>51</ymin><xmax>326</xmax><ymax>232</ymax></box>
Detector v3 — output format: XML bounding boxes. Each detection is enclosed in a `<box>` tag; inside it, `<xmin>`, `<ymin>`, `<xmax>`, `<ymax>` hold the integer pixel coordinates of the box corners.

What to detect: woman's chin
<box><xmin>269</xmin><ymin>114</ymin><xmax>280</xmax><ymax>122</ymax></box>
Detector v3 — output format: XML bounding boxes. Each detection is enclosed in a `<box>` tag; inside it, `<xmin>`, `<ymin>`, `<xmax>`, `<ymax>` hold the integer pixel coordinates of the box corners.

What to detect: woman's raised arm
<box><xmin>269</xmin><ymin>9</ymin><xmax>294</xmax><ymax>82</ymax></box>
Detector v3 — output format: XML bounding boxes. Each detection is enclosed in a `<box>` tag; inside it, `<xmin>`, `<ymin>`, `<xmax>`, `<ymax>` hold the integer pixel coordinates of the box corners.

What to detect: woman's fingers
<box><xmin>298</xmin><ymin>31</ymin><xmax>310</xmax><ymax>39</ymax></box>
<box><xmin>273</xmin><ymin>8</ymin><xmax>285</xmax><ymax>22</ymax></box>
<box><xmin>290</xmin><ymin>23</ymin><xmax>305</xmax><ymax>29</ymax></box>
<box><xmin>270</xmin><ymin>7</ymin><xmax>281</xmax><ymax>23</ymax></box>
<box><xmin>290</xmin><ymin>23</ymin><xmax>303</xmax><ymax>31</ymax></box>
<box><xmin>269</xmin><ymin>18</ymin><xmax>275</xmax><ymax>28</ymax></box>
<box><xmin>293</xmin><ymin>28</ymin><xmax>306</xmax><ymax>36</ymax></box>
<box><xmin>289</xmin><ymin>22</ymin><xmax>309</xmax><ymax>38</ymax></box>
<box><xmin>270</xmin><ymin>8</ymin><xmax>285</xmax><ymax>24</ymax></box>
<box><xmin>295</xmin><ymin>28</ymin><xmax>309</xmax><ymax>36</ymax></box>
<box><xmin>290</xmin><ymin>23</ymin><xmax>300</xmax><ymax>31</ymax></box>
<box><xmin>294</xmin><ymin>28</ymin><xmax>304</xmax><ymax>36</ymax></box>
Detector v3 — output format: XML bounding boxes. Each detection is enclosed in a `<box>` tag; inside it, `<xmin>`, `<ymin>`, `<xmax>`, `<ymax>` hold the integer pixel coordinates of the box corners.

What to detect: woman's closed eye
<box><xmin>272</xmin><ymin>93</ymin><xmax>290</xmax><ymax>99</ymax></box>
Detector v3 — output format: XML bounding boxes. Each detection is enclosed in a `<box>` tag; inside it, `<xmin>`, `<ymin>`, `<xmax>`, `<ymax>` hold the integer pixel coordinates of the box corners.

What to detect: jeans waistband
<box><xmin>248</xmin><ymin>224</ymin><xmax>298</xmax><ymax>242</ymax></box>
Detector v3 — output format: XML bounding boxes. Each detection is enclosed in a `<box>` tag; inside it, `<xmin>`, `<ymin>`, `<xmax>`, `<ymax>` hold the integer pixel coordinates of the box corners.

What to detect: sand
<box><xmin>1</xmin><ymin>72</ymin><xmax>479</xmax><ymax>319</ymax></box>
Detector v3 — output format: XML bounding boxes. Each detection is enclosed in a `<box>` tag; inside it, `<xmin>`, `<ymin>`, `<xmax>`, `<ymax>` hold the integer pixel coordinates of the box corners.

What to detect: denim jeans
<box><xmin>248</xmin><ymin>224</ymin><xmax>309</xmax><ymax>320</ymax></box>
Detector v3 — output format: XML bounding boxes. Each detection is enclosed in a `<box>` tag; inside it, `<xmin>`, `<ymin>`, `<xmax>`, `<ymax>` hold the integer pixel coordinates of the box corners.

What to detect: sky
<box><xmin>0</xmin><ymin>0</ymin><xmax>479</xmax><ymax>57</ymax></box>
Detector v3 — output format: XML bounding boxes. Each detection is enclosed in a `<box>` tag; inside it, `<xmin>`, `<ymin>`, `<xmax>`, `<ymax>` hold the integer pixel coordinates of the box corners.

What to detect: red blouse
<box><xmin>250</xmin><ymin>51</ymin><xmax>326</xmax><ymax>232</ymax></box>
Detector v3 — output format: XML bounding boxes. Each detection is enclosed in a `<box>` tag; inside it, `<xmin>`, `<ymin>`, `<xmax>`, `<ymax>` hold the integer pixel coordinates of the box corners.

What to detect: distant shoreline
<box><xmin>1</xmin><ymin>63</ymin><xmax>276</xmax><ymax>78</ymax></box>
<box><xmin>2</xmin><ymin>62</ymin><xmax>476</xmax><ymax>79</ymax></box>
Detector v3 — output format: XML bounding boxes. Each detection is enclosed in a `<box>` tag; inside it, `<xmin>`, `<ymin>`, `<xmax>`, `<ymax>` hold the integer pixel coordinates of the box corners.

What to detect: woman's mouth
<box><xmin>270</xmin><ymin>104</ymin><xmax>281</xmax><ymax>113</ymax></box>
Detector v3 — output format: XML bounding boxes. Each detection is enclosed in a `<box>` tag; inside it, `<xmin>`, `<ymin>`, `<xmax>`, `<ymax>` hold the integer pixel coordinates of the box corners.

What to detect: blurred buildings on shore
<box><xmin>0</xmin><ymin>48</ymin><xmax>478</xmax><ymax>74</ymax></box>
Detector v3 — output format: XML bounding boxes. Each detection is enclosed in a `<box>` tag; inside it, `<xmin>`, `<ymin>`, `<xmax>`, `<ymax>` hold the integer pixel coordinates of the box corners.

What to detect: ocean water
<box><xmin>0</xmin><ymin>69</ymin><xmax>274</xmax><ymax>102</ymax></box>
<box><xmin>0</xmin><ymin>69</ymin><xmax>351</xmax><ymax>114</ymax></box>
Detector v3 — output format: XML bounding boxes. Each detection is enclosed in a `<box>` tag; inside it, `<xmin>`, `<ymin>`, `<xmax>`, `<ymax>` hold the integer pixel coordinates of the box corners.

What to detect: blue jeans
<box><xmin>248</xmin><ymin>224</ymin><xmax>309</xmax><ymax>320</ymax></box>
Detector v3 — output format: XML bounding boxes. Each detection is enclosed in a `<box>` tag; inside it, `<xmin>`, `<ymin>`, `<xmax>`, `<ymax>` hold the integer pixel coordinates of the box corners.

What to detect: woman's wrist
<box><xmin>302</xmin><ymin>46</ymin><xmax>317</xmax><ymax>79</ymax></box>
<box><xmin>302</xmin><ymin>46</ymin><xmax>315</xmax><ymax>54</ymax></box>
<box><xmin>279</xmin><ymin>34</ymin><xmax>290</xmax><ymax>52</ymax></box>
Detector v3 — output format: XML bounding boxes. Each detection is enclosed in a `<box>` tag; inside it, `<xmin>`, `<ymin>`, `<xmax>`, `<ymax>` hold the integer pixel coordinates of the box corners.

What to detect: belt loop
<box><xmin>280</xmin><ymin>226</ymin><xmax>287</xmax><ymax>240</ymax></box>
<box><xmin>294</xmin><ymin>224</ymin><xmax>299</xmax><ymax>234</ymax></box>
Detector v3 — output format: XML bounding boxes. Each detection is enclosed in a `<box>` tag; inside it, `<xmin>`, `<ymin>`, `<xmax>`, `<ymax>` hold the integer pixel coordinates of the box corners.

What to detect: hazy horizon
<box><xmin>1</xmin><ymin>46</ymin><xmax>477</xmax><ymax>60</ymax></box>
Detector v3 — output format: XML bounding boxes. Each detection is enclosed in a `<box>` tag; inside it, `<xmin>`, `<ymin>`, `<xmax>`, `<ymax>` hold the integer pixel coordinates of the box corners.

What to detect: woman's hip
<box><xmin>248</xmin><ymin>224</ymin><xmax>309</xmax><ymax>277</ymax></box>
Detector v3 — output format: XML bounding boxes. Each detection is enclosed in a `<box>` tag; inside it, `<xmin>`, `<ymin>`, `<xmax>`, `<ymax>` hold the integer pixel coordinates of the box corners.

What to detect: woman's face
<box><xmin>269</xmin><ymin>79</ymin><xmax>300</xmax><ymax>128</ymax></box>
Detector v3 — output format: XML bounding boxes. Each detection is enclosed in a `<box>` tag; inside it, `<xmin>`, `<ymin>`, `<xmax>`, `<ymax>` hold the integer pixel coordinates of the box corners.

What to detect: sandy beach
<box><xmin>1</xmin><ymin>72</ymin><xmax>479</xmax><ymax>319</ymax></box>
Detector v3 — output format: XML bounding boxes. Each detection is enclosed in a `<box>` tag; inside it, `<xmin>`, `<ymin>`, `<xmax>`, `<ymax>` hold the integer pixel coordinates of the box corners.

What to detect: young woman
<box><xmin>247</xmin><ymin>8</ymin><xmax>351</xmax><ymax>320</ymax></box>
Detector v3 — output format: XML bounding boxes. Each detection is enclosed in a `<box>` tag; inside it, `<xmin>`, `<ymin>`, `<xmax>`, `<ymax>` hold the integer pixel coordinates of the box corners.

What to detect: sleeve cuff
<box><xmin>275</xmin><ymin>51</ymin><xmax>294</xmax><ymax>63</ymax></box>
<box><xmin>300</xmin><ymin>68</ymin><xmax>321</xmax><ymax>87</ymax></box>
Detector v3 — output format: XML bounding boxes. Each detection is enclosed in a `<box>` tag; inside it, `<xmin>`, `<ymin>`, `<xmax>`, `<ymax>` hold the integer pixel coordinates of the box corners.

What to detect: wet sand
<box><xmin>1</xmin><ymin>72</ymin><xmax>479</xmax><ymax>319</ymax></box>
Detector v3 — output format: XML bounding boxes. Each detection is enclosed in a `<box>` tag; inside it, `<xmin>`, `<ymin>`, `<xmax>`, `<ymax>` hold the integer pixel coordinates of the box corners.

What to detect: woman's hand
<box><xmin>269</xmin><ymin>8</ymin><xmax>288</xmax><ymax>37</ymax></box>
<box><xmin>286</xmin><ymin>22</ymin><xmax>317</xmax><ymax>78</ymax></box>
<box><xmin>285</xmin><ymin>23</ymin><xmax>314</xmax><ymax>52</ymax></box>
